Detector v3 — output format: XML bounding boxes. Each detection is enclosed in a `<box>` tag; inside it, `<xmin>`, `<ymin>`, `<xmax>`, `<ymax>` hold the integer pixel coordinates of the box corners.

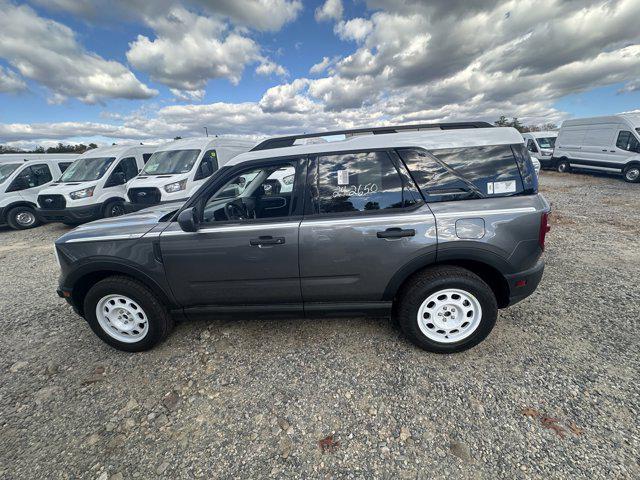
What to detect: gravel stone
<box><xmin>0</xmin><ymin>172</ymin><xmax>638</xmax><ymax>479</ymax></box>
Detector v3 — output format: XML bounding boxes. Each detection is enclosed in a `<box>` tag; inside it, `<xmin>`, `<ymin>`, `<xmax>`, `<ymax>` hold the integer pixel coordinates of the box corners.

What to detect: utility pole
<box><xmin>204</xmin><ymin>127</ymin><xmax>208</xmax><ymax>137</ymax></box>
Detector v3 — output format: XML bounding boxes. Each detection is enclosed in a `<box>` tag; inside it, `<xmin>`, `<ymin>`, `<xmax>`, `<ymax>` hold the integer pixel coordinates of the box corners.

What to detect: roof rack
<box><xmin>250</xmin><ymin>121</ymin><xmax>494</xmax><ymax>151</ymax></box>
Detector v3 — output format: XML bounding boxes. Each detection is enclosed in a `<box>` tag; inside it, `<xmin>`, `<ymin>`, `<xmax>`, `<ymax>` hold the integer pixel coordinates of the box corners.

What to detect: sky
<box><xmin>0</xmin><ymin>0</ymin><xmax>639</xmax><ymax>149</ymax></box>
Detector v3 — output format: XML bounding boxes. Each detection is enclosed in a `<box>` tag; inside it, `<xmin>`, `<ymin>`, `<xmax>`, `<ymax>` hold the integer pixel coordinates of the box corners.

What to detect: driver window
<box><xmin>526</xmin><ymin>139</ymin><xmax>538</xmax><ymax>153</ymax></box>
<box><xmin>202</xmin><ymin>162</ymin><xmax>298</xmax><ymax>224</ymax></box>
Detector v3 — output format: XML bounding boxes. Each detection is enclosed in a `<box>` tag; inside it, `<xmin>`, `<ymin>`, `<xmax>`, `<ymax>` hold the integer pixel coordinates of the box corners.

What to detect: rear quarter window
<box><xmin>398</xmin><ymin>145</ymin><xmax>531</xmax><ymax>202</ymax></box>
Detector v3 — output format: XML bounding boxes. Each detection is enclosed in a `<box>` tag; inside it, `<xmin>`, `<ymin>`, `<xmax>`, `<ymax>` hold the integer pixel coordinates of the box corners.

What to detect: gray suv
<box><xmin>54</xmin><ymin>123</ymin><xmax>550</xmax><ymax>353</ymax></box>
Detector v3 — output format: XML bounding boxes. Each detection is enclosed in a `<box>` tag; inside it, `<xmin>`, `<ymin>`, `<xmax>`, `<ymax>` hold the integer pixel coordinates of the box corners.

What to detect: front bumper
<box><xmin>504</xmin><ymin>259</ymin><xmax>545</xmax><ymax>306</ymax></box>
<box><xmin>36</xmin><ymin>203</ymin><xmax>103</xmax><ymax>224</ymax></box>
<box><xmin>124</xmin><ymin>197</ymin><xmax>189</xmax><ymax>213</ymax></box>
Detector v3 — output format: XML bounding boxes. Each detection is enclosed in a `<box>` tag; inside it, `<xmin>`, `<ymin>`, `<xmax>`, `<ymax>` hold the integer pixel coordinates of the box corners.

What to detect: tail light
<box><xmin>539</xmin><ymin>212</ymin><xmax>550</xmax><ymax>251</ymax></box>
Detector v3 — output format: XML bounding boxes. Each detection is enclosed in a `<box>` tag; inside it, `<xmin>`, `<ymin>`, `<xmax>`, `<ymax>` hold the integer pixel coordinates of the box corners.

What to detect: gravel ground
<box><xmin>1</xmin><ymin>171</ymin><xmax>639</xmax><ymax>479</ymax></box>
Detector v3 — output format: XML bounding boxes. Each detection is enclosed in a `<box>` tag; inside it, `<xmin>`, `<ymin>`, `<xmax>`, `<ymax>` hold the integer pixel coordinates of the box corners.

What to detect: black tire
<box><xmin>103</xmin><ymin>200</ymin><xmax>125</xmax><ymax>218</ymax></box>
<box><xmin>83</xmin><ymin>276</ymin><xmax>174</xmax><ymax>352</ymax></box>
<box><xmin>556</xmin><ymin>159</ymin><xmax>571</xmax><ymax>173</ymax></box>
<box><xmin>396</xmin><ymin>266</ymin><xmax>498</xmax><ymax>354</ymax></box>
<box><xmin>6</xmin><ymin>205</ymin><xmax>41</xmax><ymax>230</ymax></box>
<box><xmin>622</xmin><ymin>164</ymin><xmax>640</xmax><ymax>183</ymax></box>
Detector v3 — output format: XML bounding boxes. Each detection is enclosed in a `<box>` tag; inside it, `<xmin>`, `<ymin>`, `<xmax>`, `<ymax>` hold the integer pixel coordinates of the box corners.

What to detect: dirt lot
<box><xmin>1</xmin><ymin>171</ymin><xmax>638</xmax><ymax>479</ymax></box>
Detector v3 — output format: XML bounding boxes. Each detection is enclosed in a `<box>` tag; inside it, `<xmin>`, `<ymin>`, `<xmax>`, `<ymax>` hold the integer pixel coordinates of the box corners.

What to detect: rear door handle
<box><xmin>250</xmin><ymin>235</ymin><xmax>285</xmax><ymax>246</ymax></box>
<box><xmin>377</xmin><ymin>228</ymin><xmax>416</xmax><ymax>239</ymax></box>
<box><xmin>602</xmin><ymin>149</ymin><xmax>607</xmax><ymax>152</ymax></box>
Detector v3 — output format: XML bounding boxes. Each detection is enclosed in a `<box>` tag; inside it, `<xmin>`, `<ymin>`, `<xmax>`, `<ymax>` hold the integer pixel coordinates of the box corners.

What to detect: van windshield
<box><xmin>0</xmin><ymin>163</ymin><xmax>21</xmax><ymax>184</ymax></box>
<box><xmin>59</xmin><ymin>157</ymin><xmax>116</xmax><ymax>182</ymax></box>
<box><xmin>537</xmin><ymin>137</ymin><xmax>556</xmax><ymax>149</ymax></box>
<box><xmin>141</xmin><ymin>149</ymin><xmax>201</xmax><ymax>175</ymax></box>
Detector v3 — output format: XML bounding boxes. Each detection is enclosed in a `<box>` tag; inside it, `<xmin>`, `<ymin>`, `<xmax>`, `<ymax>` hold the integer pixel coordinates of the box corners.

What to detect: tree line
<box><xmin>494</xmin><ymin>116</ymin><xmax>558</xmax><ymax>132</ymax></box>
<box><xmin>0</xmin><ymin>142</ymin><xmax>98</xmax><ymax>154</ymax></box>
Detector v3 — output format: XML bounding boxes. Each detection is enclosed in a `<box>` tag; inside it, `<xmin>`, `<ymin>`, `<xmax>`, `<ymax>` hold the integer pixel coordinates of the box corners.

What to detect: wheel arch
<box><xmin>65</xmin><ymin>261</ymin><xmax>175</xmax><ymax>316</ymax></box>
<box><xmin>384</xmin><ymin>255</ymin><xmax>511</xmax><ymax>309</ymax></box>
<box><xmin>2</xmin><ymin>201</ymin><xmax>38</xmax><ymax>222</ymax></box>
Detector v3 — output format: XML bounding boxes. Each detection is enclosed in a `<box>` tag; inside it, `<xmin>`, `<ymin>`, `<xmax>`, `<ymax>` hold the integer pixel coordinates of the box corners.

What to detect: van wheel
<box><xmin>83</xmin><ymin>276</ymin><xmax>174</xmax><ymax>352</ymax></box>
<box><xmin>396</xmin><ymin>266</ymin><xmax>498</xmax><ymax>353</ymax></box>
<box><xmin>622</xmin><ymin>164</ymin><xmax>640</xmax><ymax>183</ymax></box>
<box><xmin>557</xmin><ymin>159</ymin><xmax>571</xmax><ymax>173</ymax></box>
<box><xmin>104</xmin><ymin>200</ymin><xmax>125</xmax><ymax>218</ymax></box>
<box><xmin>6</xmin><ymin>206</ymin><xmax>41</xmax><ymax>230</ymax></box>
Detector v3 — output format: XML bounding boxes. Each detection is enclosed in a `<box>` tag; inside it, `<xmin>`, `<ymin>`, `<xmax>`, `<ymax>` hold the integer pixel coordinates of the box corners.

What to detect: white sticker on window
<box><xmin>337</xmin><ymin>170</ymin><xmax>350</xmax><ymax>185</ymax></box>
<box><xmin>486</xmin><ymin>182</ymin><xmax>494</xmax><ymax>194</ymax></box>
<box><xmin>491</xmin><ymin>180</ymin><xmax>516</xmax><ymax>194</ymax></box>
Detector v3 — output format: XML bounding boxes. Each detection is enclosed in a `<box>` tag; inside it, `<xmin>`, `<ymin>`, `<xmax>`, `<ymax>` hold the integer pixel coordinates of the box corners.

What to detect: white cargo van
<box><xmin>0</xmin><ymin>154</ymin><xmax>78</xmax><ymax>229</ymax></box>
<box><xmin>522</xmin><ymin>131</ymin><xmax>557</xmax><ymax>171</ymax></box>
<box><xmin>36</xmin><ymin>145</ymin><xmax>155</xmax><ymax>225</ymax></box>
<box><xmin>125</xmin><ymin>137</ymin><xmax>255</xmax><ymax>212</ymax></box>
<box><xmin>552</xmin><ymin>114</ymin><xmax>640</xmax><ymax>182</ymax></box>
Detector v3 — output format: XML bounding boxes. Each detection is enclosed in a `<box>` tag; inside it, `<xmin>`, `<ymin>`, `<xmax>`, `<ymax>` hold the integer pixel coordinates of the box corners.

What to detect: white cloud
<box><xmin>255</xmin><ymin>60</ymin><xmax>288</xmax><ymax>78</ymax></box>
<box><xmin>315</xmin><ymin>0</ymin><xmax>344</xmax><ymax>22</ymax></box>
<box><xmin>309</xmin><ymin>57</ymin><xmax>332</xmax><ymax>75</ymax></box>
<box><xmin>334</xmin><ymin>18</ymin><xmax>373</xmax><ymax>42</ymax></box>
<box><xmin>35</xmin><ymin>0</ymin><xmax>303</xmax><ymax>32</ymax></box>
<box><xmin>0</xmin><ymin>66</ymin><xmax>26</xmax><ymax>93</ymax></box>
<box><xmin>170</xmin><ymin>88</ymin><xmax>206</xmax><ymax>101</ymax></box>
<box><xmin>0</xmin><ymin>1</ymin><xmax>157</xmax><ymax>104</ymax></box>
<box><xmin>126</xmin><ymin>7</ymin><xmax>261</xmax><ymax>93</ymax></box>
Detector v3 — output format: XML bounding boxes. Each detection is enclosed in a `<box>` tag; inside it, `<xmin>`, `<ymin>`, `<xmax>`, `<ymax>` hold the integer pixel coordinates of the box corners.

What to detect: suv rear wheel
<box><xmin>7</xmin><ymin>205</ymin><xmax>41</xmax><ymax>230</ymax></box>
<box><xmin>83</xmin><ymin>276</ymin><xmax>174</xmax><ymax>352</ymax></box>
<box><xmin>396</xmin><ymin>266</ymin><xmax>498</xmax><ymax>353</ymax></box>
<box><xmin>622</xmin><ymin>164</ymin><xmax>640</xmax><ymax>183</ymax></box>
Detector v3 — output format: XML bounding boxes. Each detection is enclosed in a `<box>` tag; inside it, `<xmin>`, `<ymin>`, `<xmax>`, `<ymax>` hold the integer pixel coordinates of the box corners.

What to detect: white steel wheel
<box><xmin>96</xmin><ymin>294</ymin><xmax>149</xmax><ymax>343</ymax></box>
<box><xmin>417</xmin><ymin>288</ymin><xmax>482</xmax><ymax>344</ymax></box>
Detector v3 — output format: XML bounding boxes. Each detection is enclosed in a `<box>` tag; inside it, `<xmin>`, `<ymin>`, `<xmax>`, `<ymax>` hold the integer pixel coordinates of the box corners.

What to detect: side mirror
<box><xmin>177</xmin><ymin>207</ymin><xmax>198</xmax><ymax>232</ymax></box>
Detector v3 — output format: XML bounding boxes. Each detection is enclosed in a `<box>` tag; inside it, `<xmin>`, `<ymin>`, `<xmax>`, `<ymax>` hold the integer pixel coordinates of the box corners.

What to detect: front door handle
<box><xmin>250</xmin><ymin>235</ymin><xmax>285</xmax><ymax>246</ymax></box>
<box><xmin>377</xmin><ymin>228</ymin><xmax>416</xmax><ymax>239</ymax></box>
<box><xmin>602</xmin><ymin>149</ymin><xmax>608</xmax><ymax>152</ymax></box>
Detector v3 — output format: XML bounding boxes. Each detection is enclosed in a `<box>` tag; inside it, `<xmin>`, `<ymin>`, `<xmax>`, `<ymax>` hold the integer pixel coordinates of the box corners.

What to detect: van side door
<box><xmin>298</xmin><ymin>149</ymin><xmax>436</xmax><ymax>315</ymax></box>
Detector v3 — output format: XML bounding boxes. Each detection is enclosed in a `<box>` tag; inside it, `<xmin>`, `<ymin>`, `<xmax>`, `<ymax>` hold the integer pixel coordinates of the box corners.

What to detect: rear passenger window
<box><xmin>616</xmin><ymin>131</ymin><xmax>640</xmax><ymax>152</ymax></box>
<box><xmin>398</xmin><ymin>145</ymin><xmax>525</xmax><ymax>202</ymax></box>
<box><xmin>313</xmin><ymin>151</ymin><xmax>420</xmax><ymax>214</ymax></box>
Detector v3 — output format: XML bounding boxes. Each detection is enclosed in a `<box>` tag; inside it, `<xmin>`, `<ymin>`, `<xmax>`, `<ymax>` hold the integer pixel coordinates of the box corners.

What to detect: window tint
<box><xmin>313</xmin><ymin>151</ymin><xmax>420</xmax><ymax>215</ymax></box>
<box><xmin>119</xmin><ymin>157</ymin><xmax>139</xmax><ymax>181</ymax></box>
<box><xmin>202</xmin><ymin>162</ymin><xmax>300</xmax><ymax>224</ymax></box>
<box><xmin>58</xmin><ymin>162</ymin><xmax>72</xmax><ymax>173</ymax></box>
<box><xmin>526</xmin><ymin>139</ymin><xmax>538</xmax><ymax>153</ymax></box>
<box><xmin>616</xmin><ymin>131</ymin><xmax>640</xmax><ymax>152</ymax></box>
<box><xmin>195</xmin><ymin>150</ymin><xmax>219</xmax><ymax>180</ymax></box>
<box><xmin>7</xmin><ymin>164</ymin><xmax>52</xmax><ymax>191</ymax></box>
<box><xmin>142</xmin><ymin>153</ymin><xmax>152</xmax><ymax>164</ymax></box>
<box><xmin>398</xmin><ymin>145</ymin><xmax>524</xmax><ymax>202</ymax></box>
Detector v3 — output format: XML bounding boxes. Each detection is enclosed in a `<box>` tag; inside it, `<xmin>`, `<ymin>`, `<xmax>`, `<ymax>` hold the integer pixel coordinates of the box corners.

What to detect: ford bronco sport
<box><xmin>54</xmin><ymin>123</ymin><xmax>550</xmax><ymax>353</ymax></box>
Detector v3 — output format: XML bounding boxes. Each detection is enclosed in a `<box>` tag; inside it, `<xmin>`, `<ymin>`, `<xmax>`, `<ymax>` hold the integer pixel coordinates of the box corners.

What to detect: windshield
<box><xmin>60</xmin><ymin>157</ymin><xmax>115</xmax><ymax>182</ymax></box>
<box><xmin>0</xmin><ymin>163</ymin><xmax>21</xmax><ymax>184</ymax></box>
<box><xmin>141</xmin><ymin>149</ymin><xmax>201</xmax><ymax>175</ymax></box>
<box><xmin>537</xmin><ymin>137</ymin><xmax>556</xmax><ymax>149</ymax></box>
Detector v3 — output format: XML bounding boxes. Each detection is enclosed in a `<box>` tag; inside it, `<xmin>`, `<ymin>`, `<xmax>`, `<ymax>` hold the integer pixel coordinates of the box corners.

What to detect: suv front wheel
<box><xmin>396</xmin><ymin>266</ymin><xmax>498</xmax><ymax>353</ymax></box>
<box><xmin>83</xmin><ymin>276</ymin><xmax>174</xmax><ymax>352</ymax></box>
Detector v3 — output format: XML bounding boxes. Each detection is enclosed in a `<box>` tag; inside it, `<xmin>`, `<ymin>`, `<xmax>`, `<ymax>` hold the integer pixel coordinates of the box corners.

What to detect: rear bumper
<box><xmin>504</xmin><ymin>259</ymin><xmax>545</xmax><ymax>306</ymax></box>
<box><xmin>36</xmin><ymin>203</ymin><xmax>103</xmax><ymax>224</ymax></box>
<box><xmin>124</xmin><ymin>198</ymin><xmax>188</xmax><ymax>213</ymax></box>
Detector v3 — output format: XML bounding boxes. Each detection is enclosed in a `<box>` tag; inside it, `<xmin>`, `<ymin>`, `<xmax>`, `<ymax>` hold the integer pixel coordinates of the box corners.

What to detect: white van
<box><xmin>522</xmin><ymin>131</ymin><xmax>557</xmax><ymax>171</ymax></box>
<box><xmin>553</xmin><ymin>114</ymin><xmax>640</xmax><ymax>182</ymax></box>
<box><xmin>0</xmin><ymin>154</ymin><xmax>79</xmax><ymax>229</ymax></box>
<box><xmin>36</xmin><ymin>145</ymin><xmax>155</xmax><ymax>225</ymax></box>
<box><xmin>125</xmin><ymin>137</ymin><xmax>255</xmax><ymax>212</ymax></box>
